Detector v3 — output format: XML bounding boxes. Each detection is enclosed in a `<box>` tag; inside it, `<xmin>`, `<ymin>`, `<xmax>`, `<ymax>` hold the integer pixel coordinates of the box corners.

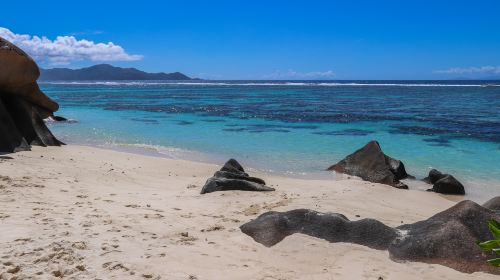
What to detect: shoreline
<box><xmin>76</xmin><ymin>141</ymin><xmax>340</xmax><ymax>180</ymax></box>
<box><xmin>0</xmin><ymin>144</ymin><xmax>496</xmax><ymax>279</ymax></box>
<box><xmin>60</xmin><ymin>140</ymin><xmax>499</xmax><ymax>203</ymax></box>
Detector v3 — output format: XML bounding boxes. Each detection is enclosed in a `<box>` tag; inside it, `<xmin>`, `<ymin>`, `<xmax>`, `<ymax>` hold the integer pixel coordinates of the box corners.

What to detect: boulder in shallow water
<box><xmin>240</xmin><ymin>200</ymin><xmax>500</xmax><ymax>274</ymax></box>
<box><xmin>423</xmin><ymin>168</ymin><xmax>444</xmax><ymax>184</ymax></box>
<box><xmin>200</xmin><ymin>159</ymin><xmax>274</xmax><ymax>194</ymax></box>
<box><xmin>423</xmin><ymin>169</ymin><xmax>465</xmax><ymax>195</ymax></box>
<box><xmin>327</xmin><ymin>141</ymin><xmax>410</xmax><ymax>189</ymax></box>
<box><xmin>428</xmin><ymin>174</ymin><xmax>465</xmax><ymax>195</ymax></box>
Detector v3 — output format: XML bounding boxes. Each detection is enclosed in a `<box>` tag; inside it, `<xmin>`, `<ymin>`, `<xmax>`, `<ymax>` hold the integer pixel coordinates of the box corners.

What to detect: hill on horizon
<box><xmin>39</xmin><ymin>64</ymin><xmax>191</xmax><ymax>81</ymax></box>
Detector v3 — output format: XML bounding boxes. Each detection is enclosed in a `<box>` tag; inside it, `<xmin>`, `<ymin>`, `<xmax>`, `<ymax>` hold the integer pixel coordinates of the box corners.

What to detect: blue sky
<box><xmin>2</xmin><ymin>0</ymin><xmax>500</xmax><ymax>79</ymax></box>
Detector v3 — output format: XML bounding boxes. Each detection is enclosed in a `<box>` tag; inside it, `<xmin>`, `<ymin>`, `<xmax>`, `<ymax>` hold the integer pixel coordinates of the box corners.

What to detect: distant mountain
<box><xmin>39</xmin><ymin>64</ymin><xmax>191</xmax><ymax>81</ymax></box>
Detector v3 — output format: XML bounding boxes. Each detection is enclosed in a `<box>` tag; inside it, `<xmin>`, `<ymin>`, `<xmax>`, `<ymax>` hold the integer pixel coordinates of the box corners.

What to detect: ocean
<box><xmin>41</xmin><ymin>80</ymin><xmax>500</xmax><ymax>200</ymax></box>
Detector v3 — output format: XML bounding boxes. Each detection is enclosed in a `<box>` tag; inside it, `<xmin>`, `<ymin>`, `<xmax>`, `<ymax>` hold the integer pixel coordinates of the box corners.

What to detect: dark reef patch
<box><xmin>221</xmin><ymin>123</ymin><xmax>318</xmax><ymax>133</ymax></box>
<box><xmin>222</xmin><ymin>123</ymin><xmax>318</xmax><ymax>133</ymax></box>
<box><xmin>176</xmin><ymin>120</ymin><xmax>194</xmax><ymax>125</ymax></box>
<box><xmin>201</xmin><ymin>119</ymin><xmax>226</xmax><ymax>123</ymax></box>
<box><xmin>223</xmin><ymin>126</ymin><xmax>290</xmax><ymax>133</ymax></box>
<box><xmin>49</xmin><ymin>81</ymin><xmax>500</xmax><ymax>145</ymax></box>
<box><xmin>222</xmin><ymin>128</ymin><xmax>246</xmax><ymax>132</ymax></box>
<box><xmin>423</xmin><ymin>137</ymin><xmax>452</xmax><ymax>147</ymax></box>
<box><xmin>129</xmin><ymin>118</ymin><xmax>159</xmax><ymax>124</ymax></box>
<box><xmin>313</xmin><ymin>129</ymin><xmax>375</xmax><ymax>136</ymax></box>
<box><xmin>389</xmin><ymin>125</ymin><xmax>451</xmax><ymax>136</ymax></box>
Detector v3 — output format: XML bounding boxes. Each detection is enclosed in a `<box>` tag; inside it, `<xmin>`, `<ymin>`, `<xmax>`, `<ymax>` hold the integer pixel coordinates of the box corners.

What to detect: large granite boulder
<box><xmin>423</xmin><ymin>169</ymin><xmax>466</xmax><ymax>195</ymax></box>
<box><xmin>0</xmin><ymin>36</ymin><xmax>61</xmax><ymax>153</ymax></box>
<box><xmin>200</xmin><ymin>159</ymin><xmax>274</xmax><ymax>194</ymax></box>
<box><xmin>240</xmin><ymin>200</ymin><xmax>500</xmax><ymax>274</ymax></box>
<box><xmin>483</xmin><ymin>196</ymin><xmax>500</xmax><ymax>211</ymax></box>
<box><xmin>327</xmin><ymin>141</ymin><xmax>410</xmax><ymax>189</ymax></box>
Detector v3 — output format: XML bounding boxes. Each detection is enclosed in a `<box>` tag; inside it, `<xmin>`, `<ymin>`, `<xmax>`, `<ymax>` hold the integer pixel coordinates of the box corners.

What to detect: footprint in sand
<box><xmin>7</xmin><ymin>241</ymin><xmax>90</xmax><ymax>278</ymax></box>
<box><xmin>200</xmin><ymin>225</ymin><xmax>225</xmax><ymax>232</ymax></box>
<box><xmin>107</xmin><ymin>226</ymin><xmax>122</xmax><ymax>233</ymax></box>
<box><xmin>221</xmin><ymin>217</ymin><xmax>240</xmax><ymax>223</ymax></box>
<box><xmin>125</xmin><ymin>204</ymin><xmax>141</xmax><ymax>208</ymax></box>
<box><xmin>100</xmin><ymin>243</ymin><xmax>122</xmax><ymax>256</ymax></box>
<box><xmin>242</xmin><ymin>198</ymin><xmax>291</xmax><ymax>216</ymax></box>
<box><xmin>140</xmin><ymin>231</ymin><xmax>158</xmax><ymax>241</ymax></box>
<box><xmin>71</xmin><ymin>241</ymin><xmax>87</xmax><ymax>250</ymax></box>
<box><xmin>102</xmin><ymin>261</ymin><xmax>130</xmax><ymax>272</ymax></box>
<box><xmin>176</xmin><ymin>232</ymin><xmax>198</xmax><ymax>245</ymax></box>
<box><xmin>144</xmin><ymin>213</ymin><xmax>164</xmax><ymax>219</ymax></box>
<box><xmin>80</xmin><ymin>221</ymin><xmax>94</xmax><ymax>228</ymax></box>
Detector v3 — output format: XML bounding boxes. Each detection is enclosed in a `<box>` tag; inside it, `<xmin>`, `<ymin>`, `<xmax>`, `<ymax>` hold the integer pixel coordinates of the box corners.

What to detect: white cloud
<box><xmin>264</xmin><ymin>69</ymin><xmax>336</xmax><ymax>79</ymax></box>
<box><xmin>434</xmin><ymin>66</ymin><xmax>500</xmax><ymax>75</ymax></box>
<box><xmin>0</xmin><ymin>27</ymin><xmax>142</xmax><ymax>65</ymax></box>
<box><xmin>69</xmin><ymin>30</ymin><xmax>105</xmax><ymax>36</ymax></box>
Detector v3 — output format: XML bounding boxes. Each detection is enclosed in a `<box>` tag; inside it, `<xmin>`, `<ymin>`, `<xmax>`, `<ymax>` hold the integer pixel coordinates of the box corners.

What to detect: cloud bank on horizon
<box><xmin>264</xmin><ymin>69</ymin><xmax>336</xmax><ymax>80</ymax></box>
<box><xmin>0</xmin><ymin>27</ymin><xmax>142</xmax><ymax>65</ymax></box>
<box><xmin>434</xmin><ymin>66</ymin><xmax>500</xmax><ymax>75</ymax></box>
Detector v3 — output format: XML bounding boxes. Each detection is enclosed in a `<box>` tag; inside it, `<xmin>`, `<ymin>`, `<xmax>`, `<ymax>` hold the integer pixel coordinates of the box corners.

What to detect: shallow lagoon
<box><xmin>43</xmin><ymin>81</ymin><xmax>500</xmax><ymax>198</ymax></box>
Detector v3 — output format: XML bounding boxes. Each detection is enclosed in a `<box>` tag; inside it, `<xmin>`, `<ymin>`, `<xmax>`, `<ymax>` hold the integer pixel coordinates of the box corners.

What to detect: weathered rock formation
<box><xmin>240</xmin><ymin>198</ymin><xmax>500</xmax><ymax>274</ymax></box>
<box><xmin>327</xmin><ymin>141</ymin><xmax>410</xmax><ymax>189</ymax></box>
<box><xmin>483</xmin><ymin>196</ymin><xmax>500</xmax><ymax>211</ymax></box>
<box><xmin>423</xmin><ymin>169</ymin><xmax>466</xmax><ymax>195</ymax></box>
<box><xmin>0</xmin><ymin>36</ymin><xmax>61</xmax><ymax>153</ymax></box>
<box><xmin>200</xmin><ymin>159</ymin><xmax>275</xmax><ymax>194</ymax></box>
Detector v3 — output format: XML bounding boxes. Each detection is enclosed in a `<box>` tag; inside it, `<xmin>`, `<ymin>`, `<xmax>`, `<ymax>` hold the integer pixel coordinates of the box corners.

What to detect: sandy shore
<box><xmin>0</xmin><ymin>145</ymin><xmax>496</xmax><ymax>279</ymax></box>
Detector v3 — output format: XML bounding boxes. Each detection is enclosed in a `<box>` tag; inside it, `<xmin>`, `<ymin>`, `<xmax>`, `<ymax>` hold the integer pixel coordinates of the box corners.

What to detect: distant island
<box><xmin>39</xmin><ymin>64</ymin><xmax>192</xmax><ymax>81</ymax></box>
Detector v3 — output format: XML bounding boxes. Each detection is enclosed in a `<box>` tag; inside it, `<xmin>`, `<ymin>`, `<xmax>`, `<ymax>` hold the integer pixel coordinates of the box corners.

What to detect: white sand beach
<box><xmin>0</xmin><ymin>145</ymin><xmax>496</xmax><ymax>280</ymax></box>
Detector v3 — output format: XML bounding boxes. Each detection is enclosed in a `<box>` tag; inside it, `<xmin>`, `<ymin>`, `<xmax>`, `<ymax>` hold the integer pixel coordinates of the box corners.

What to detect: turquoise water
<box><xmin>41</xmin><ymin>81</ymin><xmax>500</xmax><ymax>198</ymax></box>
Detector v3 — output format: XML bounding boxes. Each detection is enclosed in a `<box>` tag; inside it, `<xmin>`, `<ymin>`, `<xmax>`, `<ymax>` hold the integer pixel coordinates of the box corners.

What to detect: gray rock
<box><xmin>52</xmin><ymin>115</ymin><xmax>68</xmax><ymax>122</ymax></box>
<box><xmin>202</xmin><ymin>177</ymin><xmax>274</xmax><ymax>194</ymax></box>
<box><xmin>213</xmin><ymin>171</ymin><xmax>266</xmax><ymax>185</ymax></box>
<box><xmin>423</xmin><ymin>169</ymin><xmax>444</xmax><ymax>184</ymax></box>
<box><xmin>483</xmin><ymin>196</ymin><xmax>500</xmax><ymax>211</ymax></box>
<box><xmin>240</xmin><ymin>200</ymin><xmax>500</xmax><ymax>274</ymax></box>
<box><xmin>423</xmin><ymin>169</ymin><xmax>465</xmax><ymax>195</ymax></box>
<box><xmin>327</xmin><ymin>141</ymin><xmax>410</xmax><ymax>189</ymax></box>
<box><xmin>200</xmin><ymin>159</ymin><xmax>274</xmax><ymax>194</ymax></box>
<box><xmin>240</xmin><ymin>209</ymin><xmax>397</xmax><ymax>249</ymax></box>
<box><xmin>427</xmin><ymin>174</ymin><xmax>466</xmax><ymax>195</ymax></box>
<box><xmin>220</xmin><ymin>158</ymin><xmax>246</xmax><ymax>174</ymax></box>
<box><xmin>0</xmin><ymin>98</ymin><xmax>30</xmax><ymax>152</ymax></box>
